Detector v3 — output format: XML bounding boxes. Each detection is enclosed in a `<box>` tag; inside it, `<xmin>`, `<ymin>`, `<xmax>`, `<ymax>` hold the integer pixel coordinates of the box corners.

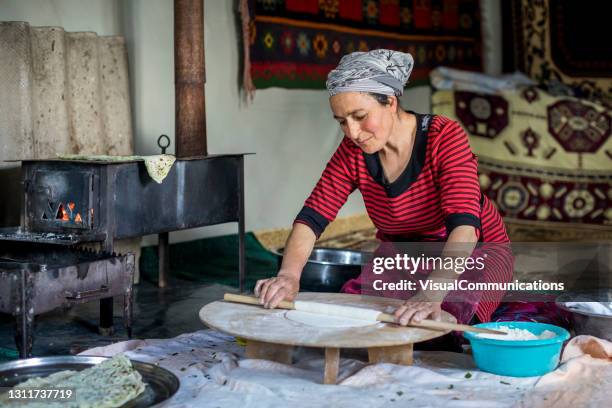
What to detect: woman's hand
<box><xmin>254</xmin><ymin>272</ymin><xmax>300</xmax><ymax>309</ymax></box>
<box><xmin>394</xmin><ymin>295</ymin><xmax>442</xmax><ymax>326</ymax></box>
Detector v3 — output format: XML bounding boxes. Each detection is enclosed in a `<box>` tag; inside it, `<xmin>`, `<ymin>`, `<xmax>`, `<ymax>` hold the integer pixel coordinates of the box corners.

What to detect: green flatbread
<box><xmin>142</xmin><ymin>155</ymin><xmax>176</xmax><ymax>184</ymax></box>
<box><xmin>56</xmin><ymin>154</ymin><xmax>142</xmax><ymax>162</ymax></box>
<box><xmin>0</xmin><ymin>354</ymin><xmax>146</xmax><ymax>408</ymax></box>
<box><xmin>57</xmin><ymin>154</ymin><xmax>176</xmax><ymax>184</ymax></box>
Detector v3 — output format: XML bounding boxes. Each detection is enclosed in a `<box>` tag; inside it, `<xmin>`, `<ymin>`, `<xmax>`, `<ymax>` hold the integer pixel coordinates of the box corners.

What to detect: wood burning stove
<box><xmin>1</xmin><ymin>155</ymin><xmax>246</xmax><ymax>280</ymax></box>
<box><xmin>5</xmin><ymin>155</ymin><xmax>245</xmax><ymax>243</ymax></box>
<box><xmin>0</xmin><ymin>154</ymin><xmax>247</xmax><ymax>357</ymax></box>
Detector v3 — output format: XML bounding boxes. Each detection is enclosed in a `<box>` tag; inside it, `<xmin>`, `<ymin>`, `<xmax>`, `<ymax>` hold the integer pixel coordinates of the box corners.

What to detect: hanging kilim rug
<box><xmin>239</xmin><ymin>0</ymin><xmax>483</xmax><ymax>96</ymax></box>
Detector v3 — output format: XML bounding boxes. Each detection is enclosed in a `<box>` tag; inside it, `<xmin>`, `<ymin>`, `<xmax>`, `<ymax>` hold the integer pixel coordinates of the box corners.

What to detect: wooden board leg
<box><xmin>324</xmin><ymin>347</ymin><xmax>340</xmax><ymax>385</ymax></box>
<box><xmin>368</xmin><ymin>343</ymin><xmax>413</xmax><ymax>366</ymax></box>
<box><xmin>245</xmin><ymin>340</ymin><xmax>293</xmax><ymax>365</ymax></box>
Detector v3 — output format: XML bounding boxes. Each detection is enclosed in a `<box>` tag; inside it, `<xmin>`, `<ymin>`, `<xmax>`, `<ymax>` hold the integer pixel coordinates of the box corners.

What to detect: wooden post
<box><xmin>368</xmin><ymin>344</ymin><xmax>413</xmax><ymax>366</ymax></box>
<box><xmin>245</xmin><ymin>340</ymin><xmax>294</xmax><ymax>364</ymax></box>
<box><xmin>324</xmin><ymin>347</ymin><xmax>340</xmax><ymax>385</ymax></box>
<box><xmin>174</xmin><ymin>0</ymin><xmax>207</xmax><ymax>157</ymax></box>
<box><xmin>158</xmin><ymin>231</ymin><xmax>169</xmax><ymax>288</ymax></box>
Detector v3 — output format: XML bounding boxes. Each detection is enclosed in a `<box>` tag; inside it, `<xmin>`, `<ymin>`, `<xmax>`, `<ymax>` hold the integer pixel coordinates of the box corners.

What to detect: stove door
<box><xmin>25</xmin><ymin>170</ymin><xmax>95</xmax><ymax>231</ymax></box>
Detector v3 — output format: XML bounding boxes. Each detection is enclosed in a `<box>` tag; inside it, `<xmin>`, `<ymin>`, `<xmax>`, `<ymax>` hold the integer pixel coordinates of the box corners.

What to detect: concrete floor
<box><xmin>0</xmin><ymin>279</ymin><xmax>239</xmax><ymax>358</ymax></box>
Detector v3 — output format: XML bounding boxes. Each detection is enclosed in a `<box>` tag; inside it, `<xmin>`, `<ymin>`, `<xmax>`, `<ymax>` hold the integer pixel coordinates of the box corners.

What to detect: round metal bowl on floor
<box><xmin>0</xmin><ymin>356</ymin><xmax>179</xmax><ymax>407</ymax></box>
<box><xmin>556</xmin><ymin>290</ymin><xmax>612</xmax><ymax>341</ymax></box>
<box><xmin>275</xmin><ymin>248</ymin><xmax>368</xmax><ymax>292</ymax></box>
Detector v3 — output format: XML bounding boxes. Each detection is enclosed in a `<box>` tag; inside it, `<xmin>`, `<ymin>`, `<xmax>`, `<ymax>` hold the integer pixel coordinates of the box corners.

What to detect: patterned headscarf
<box><xmin>326</xmin><ymin>49</ymin><xmax>414</xmax><ymax>97</ymax></box>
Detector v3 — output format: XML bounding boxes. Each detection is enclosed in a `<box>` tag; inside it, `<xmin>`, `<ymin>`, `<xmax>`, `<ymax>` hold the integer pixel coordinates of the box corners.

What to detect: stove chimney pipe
<box><xmin>174</xmin><ymin>0</ymin><xmax>207</xmax><ymax>157</ymax></box>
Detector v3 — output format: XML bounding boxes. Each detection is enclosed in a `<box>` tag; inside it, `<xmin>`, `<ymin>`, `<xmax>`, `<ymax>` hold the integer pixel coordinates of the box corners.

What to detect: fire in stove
<box><xmin>51</xmin><ymin>201</ymin><xmax>84</xmax><ymax>224</ymax></box>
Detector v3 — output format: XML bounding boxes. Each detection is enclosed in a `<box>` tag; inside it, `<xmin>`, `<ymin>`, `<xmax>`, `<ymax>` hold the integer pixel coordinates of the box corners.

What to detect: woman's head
<box><xmin>326</xmin><ymin>49</ymin><xmax>414</xmax><ymax>153</ymax></box>
<box><xmin>329</xmin><ymin>91</ymin><xmax>401</xmax><ymax>153</ymax></box>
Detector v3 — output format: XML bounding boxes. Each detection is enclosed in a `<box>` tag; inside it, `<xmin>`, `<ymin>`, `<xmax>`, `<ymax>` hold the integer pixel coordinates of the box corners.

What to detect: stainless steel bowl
<box><xmin>556</xmin><ymin>291</ymin><xmax>612</xmax><ymax>341</ymax></box>
<box><xmin>275</xmin><ymin>247</ymin><xmax>368</xmax><ymax>292</ymax></box>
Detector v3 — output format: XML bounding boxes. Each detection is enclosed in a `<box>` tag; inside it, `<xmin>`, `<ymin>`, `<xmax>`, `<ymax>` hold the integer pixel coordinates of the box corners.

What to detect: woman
<box><xmin>255</xmin><ymin>49</ymin><xmax>511</xmax><ymax>335</ymax></box>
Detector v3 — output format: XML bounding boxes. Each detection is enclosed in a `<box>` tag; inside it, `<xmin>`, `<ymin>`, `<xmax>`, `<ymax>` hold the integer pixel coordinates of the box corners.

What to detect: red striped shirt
<box><xmin>296</xmin><ymin>114</ymin><xmax>508</xmax><ymax>243</ymax></box>
<box><xmin>295</xmin><ymin>114</ymin><xmax>511</xmax><ymax>322</ymax></box>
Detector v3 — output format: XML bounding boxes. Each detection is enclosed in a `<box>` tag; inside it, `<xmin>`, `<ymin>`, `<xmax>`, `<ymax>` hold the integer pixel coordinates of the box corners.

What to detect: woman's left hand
<box><xmin>394</xmin><ymin>296</ymin><xmax>442</xmax><ymax>326</ymax></box>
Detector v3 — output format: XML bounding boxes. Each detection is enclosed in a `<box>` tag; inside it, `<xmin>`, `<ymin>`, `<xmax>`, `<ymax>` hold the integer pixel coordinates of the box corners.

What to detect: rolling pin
<box><xmin>223</xmin><ymin>293</ymin><xmax>507</xmax><ymax>336</ymax></box>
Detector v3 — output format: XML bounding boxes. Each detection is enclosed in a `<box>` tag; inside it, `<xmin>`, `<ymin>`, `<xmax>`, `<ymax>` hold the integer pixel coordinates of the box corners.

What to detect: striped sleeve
<box><xmin>295</xmin><ymin>138</ymin><xmax>358</xmax><ymax>238</ymax></box>
<box><xmin>432</xmin><ymin>119</ymin><xmax>482</xmax><ymax>235</ymax></box>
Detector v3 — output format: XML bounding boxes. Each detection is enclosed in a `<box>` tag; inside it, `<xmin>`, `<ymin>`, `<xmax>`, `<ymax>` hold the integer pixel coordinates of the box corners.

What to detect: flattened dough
<box><xmin>293</xmin><ymin>301</ymin><xmax>381</xmax><ymax>322</ymax></box>
<box><xmin>285</xmin><ymin>310</ymin><xmax>378</xmax><ymax>328</ymax></box>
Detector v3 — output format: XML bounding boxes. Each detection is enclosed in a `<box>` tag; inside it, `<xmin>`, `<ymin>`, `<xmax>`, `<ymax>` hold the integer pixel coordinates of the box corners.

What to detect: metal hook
<box><xmin>157</xmin><ymin>134</ymin><xmax>171</xmax><ymax>154</ymax></box>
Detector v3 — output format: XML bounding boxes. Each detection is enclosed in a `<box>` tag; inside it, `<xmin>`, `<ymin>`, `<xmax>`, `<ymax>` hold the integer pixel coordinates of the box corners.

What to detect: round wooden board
<box><xmin>199</xmin><ymin>292</ymin><xmax>456</xmax><ymax>348</ymax></box>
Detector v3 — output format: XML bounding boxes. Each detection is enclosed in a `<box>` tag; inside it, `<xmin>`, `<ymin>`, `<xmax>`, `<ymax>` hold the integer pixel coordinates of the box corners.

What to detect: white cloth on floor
<box><xmin>515</xmin><ymin>336</ymin><xmax>612</xmax><ymax>408</ymax></box>
<box><xmin>80</xmin><ymin>330</ymin><xmax>611</xmax><ymax>408</ymax></box>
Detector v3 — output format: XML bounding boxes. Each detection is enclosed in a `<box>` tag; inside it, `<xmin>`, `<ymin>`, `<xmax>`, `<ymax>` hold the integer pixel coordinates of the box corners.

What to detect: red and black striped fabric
<box><xmin>295</xmin><ymin>113</ymin><xmax>511</xmax><ymax>322</ymax></box>
<box><xmin>296</xmin><ymin>113</ymin><xmax>509</xmax><ymax>243</ymax></box>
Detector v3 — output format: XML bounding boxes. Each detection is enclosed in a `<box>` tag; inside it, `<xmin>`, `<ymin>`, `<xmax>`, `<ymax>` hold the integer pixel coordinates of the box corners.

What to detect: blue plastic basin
<box><xmin>464</xmin><ymin>322</ymin><xmax>570</xmax><ymax>377</ymax></box>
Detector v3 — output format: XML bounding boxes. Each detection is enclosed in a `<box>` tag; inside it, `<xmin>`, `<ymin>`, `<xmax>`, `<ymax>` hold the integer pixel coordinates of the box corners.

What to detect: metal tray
<box><xmin>0</xmin><ymin>356</ymin><xmax>179</xmax><ymax>407</ymax></box>
<box><xmin>556</xmin><ymin>290</ymin><xmax>612</xmax><ymax>341</ymax></box>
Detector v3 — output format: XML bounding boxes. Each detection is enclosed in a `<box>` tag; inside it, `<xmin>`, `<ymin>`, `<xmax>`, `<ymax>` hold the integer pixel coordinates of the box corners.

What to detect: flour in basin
<box><xmin>476</xmin><ymin>327</ymin><xmax>557</xmax><ymax>340</ymax></box>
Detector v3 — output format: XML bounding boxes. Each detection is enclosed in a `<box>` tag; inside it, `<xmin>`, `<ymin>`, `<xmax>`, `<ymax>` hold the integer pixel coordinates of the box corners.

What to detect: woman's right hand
<box><xmin>254</xmin><ymin>273</ymin><xmax>300</xmax><ymax>309</ymax></box>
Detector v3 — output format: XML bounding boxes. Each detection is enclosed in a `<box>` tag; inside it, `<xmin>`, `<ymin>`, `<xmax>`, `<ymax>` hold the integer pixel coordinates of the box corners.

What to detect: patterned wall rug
<box><xmin>432</xmin><ymin>86</ymin><xmax>612</xmax><ymax>241</ymax></box>
<box><xmin>504</xmin><ymin>0</ymin><xmax>612</xmax><ymax>106</ymax></box>
<box><xmin>239</xmin><ymin>0</ymin><xmax>483</xmax><ymax>96</ymax></box>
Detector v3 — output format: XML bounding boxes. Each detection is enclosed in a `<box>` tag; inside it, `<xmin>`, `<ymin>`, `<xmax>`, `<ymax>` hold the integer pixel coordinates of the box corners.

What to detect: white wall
<box><xmin>0</xmin><ymin>0</ymin><xmax>122</xmax><ymax>35</ymax></box>
<box><xmin>1</xmin><ymin>0</ymin><xmax>501</xmax><ymax>244</ymax></box>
